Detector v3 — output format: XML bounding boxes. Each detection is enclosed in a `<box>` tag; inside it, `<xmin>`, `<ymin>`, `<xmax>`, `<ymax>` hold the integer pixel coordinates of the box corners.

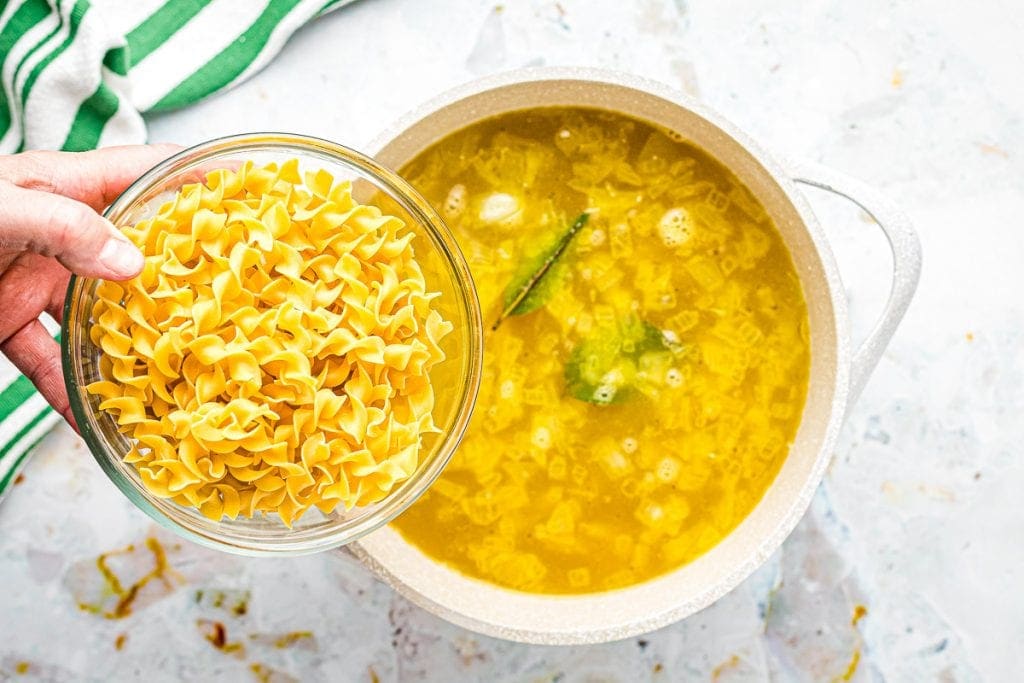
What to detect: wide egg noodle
<box><xmin>87</xmin><ymin>159</ymin><xmax>453</xmax><ymax>526</ymax></box>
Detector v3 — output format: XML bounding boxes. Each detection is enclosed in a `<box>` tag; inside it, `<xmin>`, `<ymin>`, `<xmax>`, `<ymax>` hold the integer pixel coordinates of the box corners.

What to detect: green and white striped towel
<box><xmin>0</xmin><ymin>0</ymin><xmax>356</xmax><ymax>498</ymax></box>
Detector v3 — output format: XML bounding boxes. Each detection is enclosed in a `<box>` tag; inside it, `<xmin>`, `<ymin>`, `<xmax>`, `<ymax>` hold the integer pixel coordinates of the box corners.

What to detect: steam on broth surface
<box><xmin>391</xmin><ymin>107</ymin><xmax>811</xmax><ymax>594</ymax></box>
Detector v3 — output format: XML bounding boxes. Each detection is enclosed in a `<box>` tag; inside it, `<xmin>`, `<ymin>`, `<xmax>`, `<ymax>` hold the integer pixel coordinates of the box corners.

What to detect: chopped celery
<box><xmin>565</xmin><ymin>317</ymin><xmax>668</xmax><ymax>405</ymax></box>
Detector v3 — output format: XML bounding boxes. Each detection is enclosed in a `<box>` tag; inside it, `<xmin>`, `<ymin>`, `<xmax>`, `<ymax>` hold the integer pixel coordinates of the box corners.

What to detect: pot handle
<box><xmin>790</xmin><ymin>162</ymin><xmax>922</xmax><ymax>404</ymax></box>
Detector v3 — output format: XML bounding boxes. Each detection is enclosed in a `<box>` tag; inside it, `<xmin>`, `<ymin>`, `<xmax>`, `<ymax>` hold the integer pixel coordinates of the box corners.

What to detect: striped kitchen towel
<box><xmin>0</xmin><ymin>0</ymin><xmax>357</xmax><ymax>497</ymax></box>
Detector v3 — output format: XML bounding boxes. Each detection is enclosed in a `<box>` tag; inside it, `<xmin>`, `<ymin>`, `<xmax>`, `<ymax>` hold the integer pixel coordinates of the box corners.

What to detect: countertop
<box><xmin>2</xmin><ymin>0</ymin><xmax>1021</xmax><ymax>680</ymax></box>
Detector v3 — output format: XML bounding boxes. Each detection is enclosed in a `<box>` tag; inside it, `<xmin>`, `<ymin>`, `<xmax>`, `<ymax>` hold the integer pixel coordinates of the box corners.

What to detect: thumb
<box><xmin>0</xmin><ymin>180</ymin><xmax>143</xmax><ymax>280</ymax></box>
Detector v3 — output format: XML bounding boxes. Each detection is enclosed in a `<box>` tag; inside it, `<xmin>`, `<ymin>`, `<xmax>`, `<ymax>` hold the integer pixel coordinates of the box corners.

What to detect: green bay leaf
<box><xmin>493</xmin><ymin>212</ymin><xmax>589</xmax><ymax>330</ymax></box>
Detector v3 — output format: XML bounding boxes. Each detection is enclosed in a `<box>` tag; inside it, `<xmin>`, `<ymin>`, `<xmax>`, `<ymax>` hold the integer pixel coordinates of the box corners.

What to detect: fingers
<box><xmin>0</xmin><ymin>253</ymin><xmax>67</xmax><ymax>342</ymax></box>
<box><xmin>0</xmin><ymin>143</ymin><xmax>182</xmax><ymax>211</ymax></box>
<box><xmin>0</xmin><ymin>318</ymin><xmax>76</xmax><ymax>429</ymax></box>
<box><xmin>46</xmin><ymin>266</ymin><xmax>72</xmax><ymax>324</ymax></box>
<box><xmin>0</xmin><ymin>182</ymin><xmax>143</xmax><ymax>280</ymax></box>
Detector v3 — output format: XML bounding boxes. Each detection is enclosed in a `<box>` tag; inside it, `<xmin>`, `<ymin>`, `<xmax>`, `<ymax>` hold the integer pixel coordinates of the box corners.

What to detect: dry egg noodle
<box><xmin>391</xmin><ymin>108</ymin><xmax>811</xmax><ymax>593</ymax></box>
<box><xmin>87</xmin><ymin>160</ymin><xmax>452</xmax><ymax>526</ymax></box>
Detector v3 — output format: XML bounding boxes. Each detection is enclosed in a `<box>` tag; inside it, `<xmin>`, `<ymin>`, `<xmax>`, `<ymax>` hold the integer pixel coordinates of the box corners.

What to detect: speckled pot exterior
<box><xmin>351</xmin><ymin>67</ymin><xmax>921</xmax><ymax>645</ymax></box>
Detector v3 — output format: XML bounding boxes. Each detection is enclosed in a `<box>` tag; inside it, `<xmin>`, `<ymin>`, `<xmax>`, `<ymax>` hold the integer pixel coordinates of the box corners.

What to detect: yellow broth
<box><xmin>391</xmin><ymin>108</ymin><xmax>811</xmax><ymax>593</ymax></box>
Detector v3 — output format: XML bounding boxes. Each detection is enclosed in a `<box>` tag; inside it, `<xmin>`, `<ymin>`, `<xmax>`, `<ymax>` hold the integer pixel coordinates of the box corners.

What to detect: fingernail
<box><xmin>98</xmin><ymin>237</ymin><xmax>144</xmax><ymax>277</ymax></box>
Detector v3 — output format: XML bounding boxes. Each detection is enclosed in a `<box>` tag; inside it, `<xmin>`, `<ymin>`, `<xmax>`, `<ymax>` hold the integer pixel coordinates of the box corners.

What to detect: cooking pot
<box><xmin>349</xmin><ymin>67</ymin><xmax>921</xmax><ymax>644</ymax></box>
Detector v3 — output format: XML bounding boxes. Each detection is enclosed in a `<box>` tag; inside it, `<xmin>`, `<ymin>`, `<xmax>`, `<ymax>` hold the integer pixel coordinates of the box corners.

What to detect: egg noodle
<box><xmin>87</xmin><ymin>159</ymin><xmax>452</xmax><ymax>526</ymax></box>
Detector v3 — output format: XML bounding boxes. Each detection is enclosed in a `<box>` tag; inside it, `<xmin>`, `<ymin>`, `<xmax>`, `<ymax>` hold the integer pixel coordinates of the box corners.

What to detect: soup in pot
<box><xmin>391</xmin><ymin>107</ymin><xmax>810</xmax><ymax>594</ymax></box>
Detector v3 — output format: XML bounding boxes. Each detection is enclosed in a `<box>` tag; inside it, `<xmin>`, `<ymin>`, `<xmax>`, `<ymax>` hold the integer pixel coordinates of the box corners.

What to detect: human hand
<box><xmin>0</xmin><ymin>144</ymin><xmax>180</xmax><ymax>427</ymax></box>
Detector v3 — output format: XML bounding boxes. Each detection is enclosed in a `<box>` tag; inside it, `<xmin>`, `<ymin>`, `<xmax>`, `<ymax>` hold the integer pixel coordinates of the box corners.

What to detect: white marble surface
<box><xmin>2</xmin><ymin>0</ymin><xmax>1022</xmax><ymax>680</ymax></box>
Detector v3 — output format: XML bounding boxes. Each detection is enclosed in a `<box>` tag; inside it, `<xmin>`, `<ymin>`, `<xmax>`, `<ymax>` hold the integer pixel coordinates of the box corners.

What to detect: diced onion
<box><xmin>479</xmin><ymin>192</ymin><xmax>522</xmax><ymax>226</ymax></box>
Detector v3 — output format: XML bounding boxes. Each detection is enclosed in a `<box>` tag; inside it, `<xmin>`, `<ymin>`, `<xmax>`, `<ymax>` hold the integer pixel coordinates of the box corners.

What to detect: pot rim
<box><xmin>355</xmin><ymin>66</ymin><xmax>852</xmax><ymax>644</ymax></box>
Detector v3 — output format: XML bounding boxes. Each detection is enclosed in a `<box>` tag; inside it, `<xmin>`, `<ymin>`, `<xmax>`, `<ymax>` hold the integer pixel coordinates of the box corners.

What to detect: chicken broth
<box><xmin>391</xmin><ymin>107</ymin><xmax>811</xmax><ymax>593</ymax></box>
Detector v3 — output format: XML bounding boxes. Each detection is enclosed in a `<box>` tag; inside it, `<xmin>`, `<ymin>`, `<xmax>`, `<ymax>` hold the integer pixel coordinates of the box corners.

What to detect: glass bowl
<box><xmin>61</xmin><ymin>133</ymin><xmax>483</xmax><ymax>556</ymax></box>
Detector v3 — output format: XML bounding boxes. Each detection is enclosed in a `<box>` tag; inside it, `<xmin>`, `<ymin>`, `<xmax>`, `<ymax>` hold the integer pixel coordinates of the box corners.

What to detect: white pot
<box><xmin>350</xmin><ymin>67</ymin><xmax>922</xmax><ymax>645</ymax></box>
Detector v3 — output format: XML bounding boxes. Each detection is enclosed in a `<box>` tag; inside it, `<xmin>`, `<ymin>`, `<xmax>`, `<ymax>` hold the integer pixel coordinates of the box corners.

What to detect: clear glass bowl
<box><xmin>61</xmin><ymin>133</ymin><xmax>483</xmax><ymax>556</ymax></box>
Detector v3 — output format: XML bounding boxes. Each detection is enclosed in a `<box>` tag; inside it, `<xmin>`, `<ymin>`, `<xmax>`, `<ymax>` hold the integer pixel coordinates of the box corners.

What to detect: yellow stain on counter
<box><xmin>78</xmin><ymin>537</ymin><xmax>181</xmax><ymax>619</ymax></box>
<box><xmin>833</xmin><ymin>649</ymin><xmax>862</xmax><ymax>682</ymax></box>
<box><xmin>711</xmin><ymin>654</ymin><xmax>741</xmax><ymax>681</ymax></box>
<box><xmin>976</xmin><ymin>143</ymin><xmax>1009</xmax><ymax>159</ymax></box>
